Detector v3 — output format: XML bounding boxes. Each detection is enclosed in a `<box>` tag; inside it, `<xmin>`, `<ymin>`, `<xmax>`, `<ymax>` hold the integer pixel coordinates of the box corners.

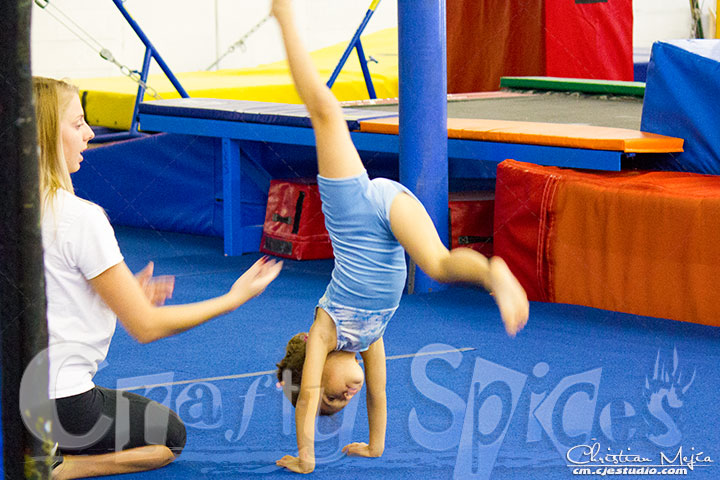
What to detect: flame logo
<box><xmin>643</xmin><ymin>348</ymin><xmax>695</xmax><ymax>447</ymax></box>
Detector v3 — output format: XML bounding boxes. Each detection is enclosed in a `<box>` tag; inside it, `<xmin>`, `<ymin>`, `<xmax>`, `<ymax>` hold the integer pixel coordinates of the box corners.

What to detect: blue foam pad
<box><xmin>73</xmin><ymin>133</ymin><xmax>226</xmax><ymax>236</ymax></box>
<box><xmin>138</xmin><ymin>98</ymin><xmax>397</xmax><ymax>131</ymax></box>
<box><xmin>640</xmin><ymin>40</ymin><xmax>720</xmax><ymax>174</ymax></box>
<box><xmin>632</xmin><ymin>46</ymin><xmax>651</xmax><ymax>82</ymax></box>
<box><xmin>90</xmin><ymin>225</ymin><xmax>720</xmax><ymax>480</ymax></box>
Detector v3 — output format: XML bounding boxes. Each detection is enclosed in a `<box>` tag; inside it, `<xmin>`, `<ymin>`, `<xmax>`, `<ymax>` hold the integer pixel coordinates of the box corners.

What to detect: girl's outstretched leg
<box><xmin>272</xmin><ymin>0</ymin><xmax>364</xmax><ymax>179</ymax></box>
<box><xmin>389</xmin><ymin>192</ymin><xmax>529</xmax><ymax>335</ymax></box>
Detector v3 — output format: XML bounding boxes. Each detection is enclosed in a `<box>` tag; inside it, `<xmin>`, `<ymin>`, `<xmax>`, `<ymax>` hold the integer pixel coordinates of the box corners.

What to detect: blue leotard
<box><xmin>316</xmin><ymin>170</ymin><xmax>421</xmax><ymax>352</ymax></box>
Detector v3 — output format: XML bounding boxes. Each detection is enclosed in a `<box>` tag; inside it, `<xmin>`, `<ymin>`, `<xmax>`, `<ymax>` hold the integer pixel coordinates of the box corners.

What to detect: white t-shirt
<box><xmin>42</xmin><ymin>189</ymin><xmax>124</xmax><ymax>399</ymax></box>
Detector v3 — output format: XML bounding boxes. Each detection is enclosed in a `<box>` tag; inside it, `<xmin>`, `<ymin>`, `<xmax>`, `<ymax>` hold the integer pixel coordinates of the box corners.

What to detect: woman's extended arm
<box><xmin>89</xmin><ymin>257</ymin><xmax>282</xmax><ymax>343</ymax></box>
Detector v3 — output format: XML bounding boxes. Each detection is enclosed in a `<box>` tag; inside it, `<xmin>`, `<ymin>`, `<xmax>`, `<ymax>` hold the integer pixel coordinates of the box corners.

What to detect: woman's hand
<box><xmin>135</xmin><ymin>262</ymin><xmax>174</xmax><ymax>306</ymax></box>
<box><xmin>227</xmin><ymin>256</ymin><xmax>282</xmax><ymax>308</ymax></box>
<box><xmin>488</xmin><ymin>256</ymin><xmax>529</xmax><ymax>336</ymax></box>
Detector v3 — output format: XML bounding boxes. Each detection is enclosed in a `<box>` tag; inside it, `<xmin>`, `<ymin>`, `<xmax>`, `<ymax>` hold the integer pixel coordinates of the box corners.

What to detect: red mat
<box><xmin>494</xmin><ymin>159</ymin><xmax>720</xmax><ymax>326</ymax></box>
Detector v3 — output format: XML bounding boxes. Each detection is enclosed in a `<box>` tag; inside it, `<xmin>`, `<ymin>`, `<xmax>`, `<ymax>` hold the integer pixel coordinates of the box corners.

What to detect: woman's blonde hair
<box><xmin>33</xmin><ymin>77</ymin><xmax>78</xmax><ymax>204</ymax></box>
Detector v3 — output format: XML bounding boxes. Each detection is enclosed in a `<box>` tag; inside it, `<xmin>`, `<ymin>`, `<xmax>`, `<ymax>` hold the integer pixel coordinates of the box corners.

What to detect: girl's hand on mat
<box><xmin>276</xmin><ymin>454</ymin><xmax>314</xmax><ymax>474</ymax></box>
<box><xmin>342</xmin><ymin>442</ymin><xmax>382</xmax><ymax>457</ymax></box>
<box><xmin>135</xmin><ymin>262</ymin><xmax>175</xmax><ymax>306</ymax></box>
<box><xmin>488</xmin><ymin>256</ymin><xmax>529</xmax><ymax>336</ymax></box>
<box><xmin>229</xmin><ymin>256</ymin><xmax>283</xmax><ymax>306</ymax></box>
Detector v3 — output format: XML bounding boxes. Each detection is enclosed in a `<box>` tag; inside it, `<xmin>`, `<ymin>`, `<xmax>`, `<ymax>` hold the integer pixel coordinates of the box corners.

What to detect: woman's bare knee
<box><xmin>52</xmin><ymin>445</ymin><xmax>176</xmax><ymax>480</ymax></box>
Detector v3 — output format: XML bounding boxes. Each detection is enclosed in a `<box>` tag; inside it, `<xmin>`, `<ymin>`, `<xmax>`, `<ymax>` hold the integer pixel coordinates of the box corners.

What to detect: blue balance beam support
<box><xmin>101</xmin><ymin>0</ymin><xmax>189</xmax><ymax>143</ymax></box>
<box><xmin>327</xmin><ymin>0</ymin><xmax>382</xmax><ymax>98</ymax></box>
<box><xmin>398</xmin><ymin>0</ymin><xmax>448</xmax><ymax>294</ymax></box>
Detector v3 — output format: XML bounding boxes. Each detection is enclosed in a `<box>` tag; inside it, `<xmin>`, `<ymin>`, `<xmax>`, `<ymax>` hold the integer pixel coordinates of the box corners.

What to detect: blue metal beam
<box><xmin>111</xmin><ymin>0</ymin><xmax>189</xmax><ymax>98</ymax></box>
<box><xmin>398</xmin><ymin>0</ymin><xmax>448</xmax><ymax>293</ymax></box>
<box><xmin>137</xmin><ymin>114</ymin><xmax>626</xmax><ymax>171</ymax></box>
<box><xmin>327</xmin><ymin>0</ymin><xmax>382</xmax><ymax>98</ymax></box>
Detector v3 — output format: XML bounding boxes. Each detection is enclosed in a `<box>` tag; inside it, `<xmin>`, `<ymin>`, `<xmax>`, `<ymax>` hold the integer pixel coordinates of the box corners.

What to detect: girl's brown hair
<box><xmin>276</xmin><ymin>332</ymin><xmax>308</xmax><ymax>407</ymax></box>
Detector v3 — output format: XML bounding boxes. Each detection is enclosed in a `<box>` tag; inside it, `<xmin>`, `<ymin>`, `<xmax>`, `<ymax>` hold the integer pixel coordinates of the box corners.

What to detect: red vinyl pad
<box><xmin>449</xmin><ymin>191</ymin><xmax>495</xmax><ymax>257</ymax></box>
<box><xmin>260</xmin><ymin>180</ymin><xmax>333</xmax><ymax>260</ymax></box>
<box><xmin>494</xmin><ymin>159</ymin><xmax>720</xmax><ymax>326</ymax></box>
<box><xmin>545</xmin><ymin>0</ymin><xmax>633</xmax><ymax>81</ymax></box>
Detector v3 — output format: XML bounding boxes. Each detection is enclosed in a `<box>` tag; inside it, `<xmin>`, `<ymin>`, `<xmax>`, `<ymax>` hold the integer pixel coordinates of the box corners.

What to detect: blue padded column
<box><xmin>398</xmin><ymin>0</ymin><xmax>448</xmax><ymax>293</ymax></box>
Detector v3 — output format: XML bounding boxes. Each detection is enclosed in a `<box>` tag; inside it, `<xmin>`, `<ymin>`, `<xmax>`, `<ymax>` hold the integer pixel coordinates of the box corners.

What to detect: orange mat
<box><xmin>494</xmin><ymin>159</ymin><xmax>720</xmax><ymax>327</ymax></box>
<box><xmin>359</xmin><ymin>117</ymin><xmax>684</xmax><ymax>153</ymax></box>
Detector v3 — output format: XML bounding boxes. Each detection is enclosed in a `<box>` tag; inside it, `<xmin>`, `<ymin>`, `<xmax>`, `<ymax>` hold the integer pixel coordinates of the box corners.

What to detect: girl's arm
<box><xmin>344</xmin><ymin>337</ymin><xmax>387</xmax><ymax>457</ymax></box>
<box><xmin>276</xmin><ymin>313</ymin><xmax>337</xmax><ymax>473</ymax></box>
<box><xmin>89</xmin><ymin>257</ymin><xmax>282</xmax><ymax>343</ymax></box>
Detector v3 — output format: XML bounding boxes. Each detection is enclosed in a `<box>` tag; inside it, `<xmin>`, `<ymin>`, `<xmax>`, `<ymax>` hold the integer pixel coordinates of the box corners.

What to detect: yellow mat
<box><xmin>74</xmin><ymin>28</ymin><xmax>399</xmax><ymax>130</ymax></box>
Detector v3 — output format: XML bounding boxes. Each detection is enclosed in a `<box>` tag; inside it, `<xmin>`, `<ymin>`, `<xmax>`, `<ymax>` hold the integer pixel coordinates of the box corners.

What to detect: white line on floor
<box><xmin>121</xmin><ymin>347</ymin><xmax>476</xmax><ymax>391</ymax></box>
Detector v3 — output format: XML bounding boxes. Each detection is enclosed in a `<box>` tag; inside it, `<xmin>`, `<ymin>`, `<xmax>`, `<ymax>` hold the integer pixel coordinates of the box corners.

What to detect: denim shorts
<box><xmin>318</xmin><ymin>294</ymin><xmax>397</xmax><ymax>352</ymax></box>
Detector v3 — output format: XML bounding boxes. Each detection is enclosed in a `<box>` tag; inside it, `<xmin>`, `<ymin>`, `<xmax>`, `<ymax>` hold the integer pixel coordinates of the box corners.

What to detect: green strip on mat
<box><xmin>500</xmin><ymin>76</ymin><xmax>645</xmax><ymax>97</ymax></box>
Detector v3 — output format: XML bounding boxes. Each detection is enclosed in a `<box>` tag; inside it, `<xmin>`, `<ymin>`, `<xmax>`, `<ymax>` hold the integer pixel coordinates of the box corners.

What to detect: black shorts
<box><xmin>54</xmin><ymin>386</ymin><xmax>186</xmax><ymax>455</ymax></box>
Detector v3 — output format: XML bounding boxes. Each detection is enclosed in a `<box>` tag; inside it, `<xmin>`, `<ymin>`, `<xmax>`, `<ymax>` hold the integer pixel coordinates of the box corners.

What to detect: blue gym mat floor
<box><xmin>2</xmin><ymin>223</ymin><xmax>718</xmax><ymax>479</ymax></box>
<box><xmin>63</xmin><ymin>225</ymin><xmax>720</xmax><ymax>480</ymax></box>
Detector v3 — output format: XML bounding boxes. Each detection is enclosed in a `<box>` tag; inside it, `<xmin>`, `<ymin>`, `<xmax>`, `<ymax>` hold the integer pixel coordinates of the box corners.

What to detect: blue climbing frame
<box><xmin>99</xmin><ymin>0</ymin><xmax>386</xmax><ymax>142</ymax></box>
<box><xmin>326</xmin><ymin>0</ymin><xmax>383</xmax><ymax>99</ymax></box>
<box><xmin>93</xmin><ymin>0</ymin><xmax>190</xmax><ymax>143</ymax></box>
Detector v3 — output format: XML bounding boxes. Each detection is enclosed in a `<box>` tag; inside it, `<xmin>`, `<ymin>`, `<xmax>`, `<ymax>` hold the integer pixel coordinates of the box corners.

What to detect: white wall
<box><xmin>634</xmin><ymin>0</ymin><xmax>691</xmax><ymax>48</ymax></box>
<box><xmin>30</xmin><ymin>0</ymin><xmax>398</xmax><ymax>79</ymax></box>
<box><xmin>31</xmin><ymin>0</ymin><xmax>717</xmax><ymax>80</ymax></box>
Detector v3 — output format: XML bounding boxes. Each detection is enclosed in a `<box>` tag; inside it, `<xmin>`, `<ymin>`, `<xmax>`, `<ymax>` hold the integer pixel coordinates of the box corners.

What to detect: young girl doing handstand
<box><xmin>272</xmin><ymin>0</ymin><xmax>529</xmax><ymax>473</ymax></box>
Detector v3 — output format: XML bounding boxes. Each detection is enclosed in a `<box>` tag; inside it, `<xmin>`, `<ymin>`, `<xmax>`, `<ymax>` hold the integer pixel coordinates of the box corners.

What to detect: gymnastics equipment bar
<box><xmin>96</xmin><ymin>0</ymin><xmax>190</xmax><ymax>143</ymax></box>
<box><xmin>326</xmin><ymin>0</ymin><xmax>382</xmax><ymax>98</ymax></box>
